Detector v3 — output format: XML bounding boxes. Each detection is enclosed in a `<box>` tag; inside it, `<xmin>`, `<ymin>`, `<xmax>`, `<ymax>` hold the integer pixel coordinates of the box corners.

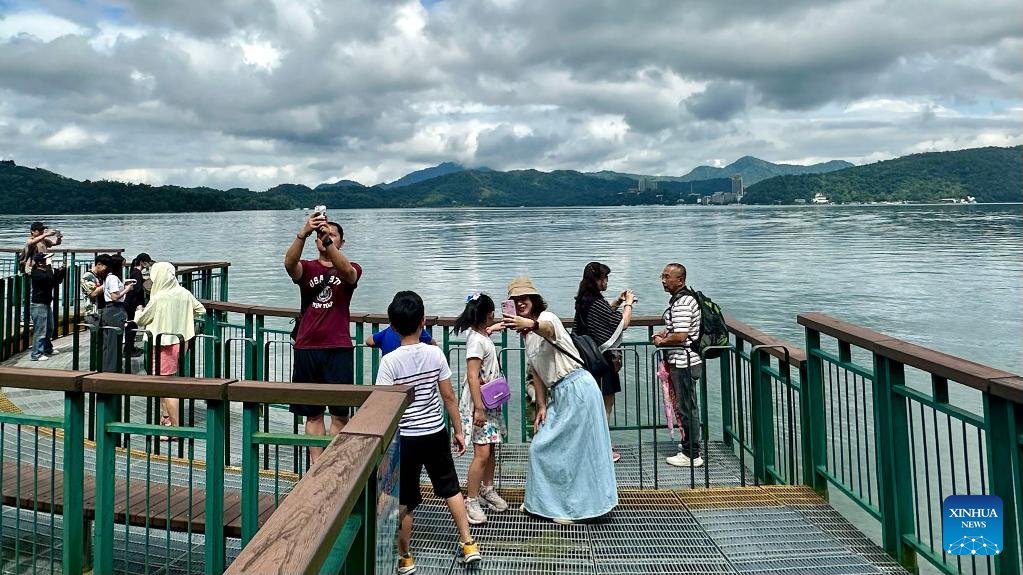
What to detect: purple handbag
<box><xmin>479</xmin><ymin>376</ymin><xmax>510</xmax><ymax>410</ymax></box>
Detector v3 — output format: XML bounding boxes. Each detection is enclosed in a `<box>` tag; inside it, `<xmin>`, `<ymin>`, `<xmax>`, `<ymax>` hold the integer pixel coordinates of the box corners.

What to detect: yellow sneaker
<box><xmin>397</xmin><ymin>553</ymin><xmax>416</xmax><ymax>574</ymax></box>
<box><xmin>458</xmin><ymin>540</ymin><xmax>481</xmax><ymax>565</ymax></box>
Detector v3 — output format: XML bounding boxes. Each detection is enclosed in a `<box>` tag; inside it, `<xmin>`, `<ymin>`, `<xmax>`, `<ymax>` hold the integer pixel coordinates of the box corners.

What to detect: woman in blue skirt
<box><xmin>503</xmin><ymin>276</ymin><xmax>618</xmax><ymax>524</ymax></box>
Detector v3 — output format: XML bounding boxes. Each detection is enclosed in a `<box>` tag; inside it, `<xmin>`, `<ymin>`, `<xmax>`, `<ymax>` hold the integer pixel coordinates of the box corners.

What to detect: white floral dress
<box><xmin>459</xmin><ymin>330</ymin><xmax>507</xmax><ymax>445</ymax></box>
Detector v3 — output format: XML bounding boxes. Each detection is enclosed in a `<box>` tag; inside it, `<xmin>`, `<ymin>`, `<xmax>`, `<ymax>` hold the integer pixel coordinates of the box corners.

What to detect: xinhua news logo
<box><xmin>943</xmin><ymin>495</ymin><xmax>1003</xmax><ymax>556</ymax></box>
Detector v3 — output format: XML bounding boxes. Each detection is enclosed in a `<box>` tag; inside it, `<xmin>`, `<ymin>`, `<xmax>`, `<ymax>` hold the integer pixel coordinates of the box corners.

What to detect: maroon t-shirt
<box><xmin>293</xmin><ymin>259</ymin><xmax>362</xmax><ymax>349</ymax></box>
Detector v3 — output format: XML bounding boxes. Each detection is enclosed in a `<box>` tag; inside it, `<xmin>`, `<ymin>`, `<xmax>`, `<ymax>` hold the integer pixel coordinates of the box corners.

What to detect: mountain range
<box><xmin>587</xmin><ymin>156</ymin><xmax>853</xmax><ymax>186</ymax></box>
<box><xmin>0</xmin><ymin>146</ymin><xmax>1017</xmax><ymax>214</ymax></box>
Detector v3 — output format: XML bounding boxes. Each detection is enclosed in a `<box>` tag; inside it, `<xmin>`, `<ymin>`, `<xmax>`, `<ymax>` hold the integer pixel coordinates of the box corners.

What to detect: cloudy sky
<box><xmin>0</xmin><ymin>0</ymin><xmax>1020</xmax><ymax>189</ymax></box>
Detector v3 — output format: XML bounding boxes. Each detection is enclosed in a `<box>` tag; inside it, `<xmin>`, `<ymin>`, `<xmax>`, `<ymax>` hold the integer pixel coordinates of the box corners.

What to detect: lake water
<box><xmin>2</xmin><ymin>204</ymin><xmax>1020</xmax><ymax>374</ymax></box>
<box><xmin>2</xmin><ymin>204</ymin><xmax>1020</xmax><ymax>559</ymax></box>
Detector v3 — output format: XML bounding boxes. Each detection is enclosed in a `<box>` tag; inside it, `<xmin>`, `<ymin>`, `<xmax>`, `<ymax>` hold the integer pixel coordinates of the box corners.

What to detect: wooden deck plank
<box><xmin>0</xmin><ymin>461</ymin><xmax>283</xmax><ymax>536</ymax></box>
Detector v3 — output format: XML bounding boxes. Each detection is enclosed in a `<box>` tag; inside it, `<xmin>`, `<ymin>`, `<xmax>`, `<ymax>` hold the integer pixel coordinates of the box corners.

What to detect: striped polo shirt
<box><xmin>374</xmin><ymin>342</ymin><xmax>452</xmax><ymax>437</ymax></box>
<box><xmin>663</xmin><ymin>291</ymin><xmax>702</xmax><ymax>367</ymax></box>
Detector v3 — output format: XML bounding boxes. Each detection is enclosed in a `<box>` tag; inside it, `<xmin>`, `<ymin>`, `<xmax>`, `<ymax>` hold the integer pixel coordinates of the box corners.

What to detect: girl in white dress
<box><xmin>455</xmin><ymin>293</ymin><xmax>509</xmax><ymax>524</ymax></box>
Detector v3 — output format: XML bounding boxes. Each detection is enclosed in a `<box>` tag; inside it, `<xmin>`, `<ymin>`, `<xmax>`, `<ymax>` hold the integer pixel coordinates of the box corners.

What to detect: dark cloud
<box><xmin>0</xmin><ymin>35</ymin><xmax>133</xmax><ymax>100</ymax></box>
<box><xmin>0</xmin><ymin>0</ymin><xmax>1019</xmax><ymax>188</ymax></box>
<box><xmin>472</xmin><ymin>124</ymin><xmax>560</xmax><ymax>167</ymax></box>
<box><xmin>117</xmin><ymin>0</ymin><xmax>279</xmax><ymax>39</ymax></box>
<box><xmin>685</xmin><ymin>81</ymin><xmax>751</xmax><ymax>121</ymax></box>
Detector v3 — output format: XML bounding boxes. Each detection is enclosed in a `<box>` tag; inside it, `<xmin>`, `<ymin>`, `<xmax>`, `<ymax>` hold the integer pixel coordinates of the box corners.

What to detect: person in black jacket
<box><xmin>29</xmin><ymin>253</ymin><xmax>66</xmax><ymax>360</ymax></box>
<box><xmin>573</xmin><ymin>262</ymin><xmax>635</xmax><ymax>462</ymax></box>
<box><xmin>123</xmin><ymin>253</ymin><xmax>154</xmax><ymax>361</ymax></box>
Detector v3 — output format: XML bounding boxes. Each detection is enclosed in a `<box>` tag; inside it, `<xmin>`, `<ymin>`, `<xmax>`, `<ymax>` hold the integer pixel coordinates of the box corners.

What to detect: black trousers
<box><xmin>669</xmin><ymin>363</ymin><xmax>703</xmax><ymax>458</ymax></box>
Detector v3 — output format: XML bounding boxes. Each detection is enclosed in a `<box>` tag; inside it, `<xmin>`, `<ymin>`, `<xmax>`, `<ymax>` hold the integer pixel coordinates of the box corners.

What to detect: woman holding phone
<box><xmin>100</xmin><ymin>255</ymin><xmax>130</xmax><ymax>372</ymax></box>
<box><xmin>573</xmin><ymin>262</ymin><xmax>635</xmax><ymax>462</ymax></box>
<box><xmin>502</xmin><ymin>276</ymin><xmax>617</xmax><ymax>524</ymax></box>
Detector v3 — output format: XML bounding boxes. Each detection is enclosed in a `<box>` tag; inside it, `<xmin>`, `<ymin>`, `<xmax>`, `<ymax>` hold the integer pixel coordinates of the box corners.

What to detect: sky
<box><xmin>0</xmin><ymin>0</ymin><xmax>1020</xmax><ymax>189</ymax></box>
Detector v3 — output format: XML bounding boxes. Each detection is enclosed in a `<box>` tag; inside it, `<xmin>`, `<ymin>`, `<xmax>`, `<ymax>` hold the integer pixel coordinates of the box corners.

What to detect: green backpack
<box><xmin>674</xmin><ymin>287</ymin><xmax>730</xmax><ymax>359</ymax></box>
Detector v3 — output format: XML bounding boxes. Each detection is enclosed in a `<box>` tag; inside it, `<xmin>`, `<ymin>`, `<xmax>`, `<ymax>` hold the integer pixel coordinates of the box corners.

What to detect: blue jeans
<box><xmin>30</xmin><ymin>303</ymin><xmax>54</xmax><ymax>359</ymax></box>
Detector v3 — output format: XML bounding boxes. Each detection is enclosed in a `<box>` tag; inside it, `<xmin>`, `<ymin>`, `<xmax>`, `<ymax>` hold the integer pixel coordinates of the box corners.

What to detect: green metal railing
<box><xmin>800</xmin><ymin>312</ymin><xmax>1022</xmax><ymax>575</ymax></box>
<box><xmin>0</xmin><ymin>367</ymin><xmax>406</xmax><ymax>575</ymax></box>
<box><xmin>0</xmin><ymin>368</ymin><xmax>86</xmax><ymax>575</ymax></box>
<box><xmin>0</xmin><ymin>250</ymin><xmax>224</xmax><ymax>365</ymax></box>
<box><xmin>1</xmin><ymin>251</ymin><xmax>105</xmax><ymax>363</ymax></box>
<box><xmin>11</xmin><ymin>271</ymin><xmax>1022</xmax><ymax>575</ymax></box>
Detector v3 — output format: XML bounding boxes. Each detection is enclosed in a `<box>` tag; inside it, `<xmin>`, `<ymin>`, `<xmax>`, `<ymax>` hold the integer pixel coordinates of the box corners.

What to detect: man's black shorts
<box><xmin>290</xmin><ymin>347</ymin><xmax>354</xmax><ymax>417</ymax></box>
<box><xmin>399</xmin><ymin>429</ymin><xmax>461</xmax><ymax>512</ymax></box>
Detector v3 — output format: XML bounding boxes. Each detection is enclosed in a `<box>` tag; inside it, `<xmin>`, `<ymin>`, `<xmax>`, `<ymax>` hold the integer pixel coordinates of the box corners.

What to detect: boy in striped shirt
<box><xmin>374</xmin><ymin>291</ymin><xmax>480</xmax><ymax>573</ymax></box>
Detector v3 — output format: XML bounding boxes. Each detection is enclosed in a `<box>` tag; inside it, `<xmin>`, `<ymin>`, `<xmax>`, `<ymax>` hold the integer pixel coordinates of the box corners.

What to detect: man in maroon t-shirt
<box><xmin>285</xmin><ymin>211</ymin><xmax>362</xmax><ymax>462</ymax></box>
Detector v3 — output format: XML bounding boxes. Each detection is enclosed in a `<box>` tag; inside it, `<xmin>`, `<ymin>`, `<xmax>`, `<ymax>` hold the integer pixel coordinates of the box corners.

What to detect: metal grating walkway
<box><xmin>409</xmin><ymin>485</ymin><xmax>908</xmax><ymax>575</ymax></box>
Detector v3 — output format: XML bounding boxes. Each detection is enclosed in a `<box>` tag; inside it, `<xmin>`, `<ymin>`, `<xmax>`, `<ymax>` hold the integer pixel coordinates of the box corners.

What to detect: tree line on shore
<box><xmin>0</xmin><ymin>145</ymin><xmax>1018</xmax><ymax>214</ymax></box>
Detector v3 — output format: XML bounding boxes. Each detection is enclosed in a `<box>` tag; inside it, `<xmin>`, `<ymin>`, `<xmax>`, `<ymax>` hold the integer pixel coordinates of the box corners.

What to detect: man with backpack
<box><xmin>284</xmin><ymin>210</ymin><xmax>362</xmax><ymax>463</ymax></box>
<box><xmin>652</xmin><ymin>262</ymin><xmax>703</xmax><ymax>468</ymax></box>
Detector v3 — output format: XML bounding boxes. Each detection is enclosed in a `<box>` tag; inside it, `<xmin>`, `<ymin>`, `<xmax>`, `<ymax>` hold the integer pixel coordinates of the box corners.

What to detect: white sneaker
<box><xmin>465</xmin><ymin>497</ymin><xmax>488</xmax><ymax>525</ymax></box>
<box><xmin>34</xmin><ymin>355</ymin><xmax>50</xmax><ymax>362</ymax></box>
<box><xmin>666</xmin><ymin>453</ymin><xmax>704</xmax><ymax>468</ymax></box>
<box><xmin>479</xmin><ymin>485</ymin><xmax>508</xmax><ymax>512</ymax></box>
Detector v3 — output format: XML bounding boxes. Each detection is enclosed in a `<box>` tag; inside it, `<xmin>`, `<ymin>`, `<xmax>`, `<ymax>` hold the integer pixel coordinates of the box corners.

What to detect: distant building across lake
<box><xmin>701</xmin><ymin>174</ymin><xmax>744</xmax><ymax>205</ymax></box>
<box><xmin>635</xmin><ymin>177</ymin><xmax>657</xmax><ymax>192</ymax></box>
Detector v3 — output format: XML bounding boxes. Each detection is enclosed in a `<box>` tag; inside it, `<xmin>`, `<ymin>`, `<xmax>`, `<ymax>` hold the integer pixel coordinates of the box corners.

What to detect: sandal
<box><xmin>159</xmin><ymin>415</ymin><xmax>173</xmax><ymax>441</ymax></box>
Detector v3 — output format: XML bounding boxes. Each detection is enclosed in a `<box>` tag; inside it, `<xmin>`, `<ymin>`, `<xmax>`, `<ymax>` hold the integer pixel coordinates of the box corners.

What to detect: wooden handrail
<box><xmin>797</xmin><ymin>312</ymin><xmax>897</xmax><ymax>352</ymax></box>
<box><xmin>82</xmin><ymin>373</ymin><xmax>235</xmax><ymax>401</ymax></box>
<box><xmin>226</xmin><ymin>391</ymin><xmax>408</xmax><ymax>574</ymax></box>
<box><xmin>725</xmin><ymin>314</ymin><xmax>807</xmax><ymax>367</ymax></box>
<box><xmin>0</xmin><ymin>368</ymin><xmax>91</xmax><ymax>392</ymax></box>
<box><xmin>338</xmin><ymin>390</ymin><xmax>411</xmax><ymax>453</ymax></box>
<box><xmin>225</xmin><ymin>381</ymin><xmax>410</xmax><ymax>406</ymax></box>
<box><xmin>798</xmin><ymin>312</ymin><xmax>1022</xmax><ymax>400</ymax></box>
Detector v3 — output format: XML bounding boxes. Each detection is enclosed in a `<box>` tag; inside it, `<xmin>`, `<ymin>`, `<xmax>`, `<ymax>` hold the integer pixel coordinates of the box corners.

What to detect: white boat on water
<box><xmin>811</xmin><ymin>192</ymin><xmax>830</xmax><ymax>205</ymax></box>
<box><xmin>939</xmin><ymin>196</ymin><xmax>978</xmax><ymax>204</ymax></box>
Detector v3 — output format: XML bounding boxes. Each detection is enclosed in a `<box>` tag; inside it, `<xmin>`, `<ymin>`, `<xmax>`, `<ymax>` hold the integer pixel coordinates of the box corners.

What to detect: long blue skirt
<box><xmin>524</xmin><ymin>368</ymin><xmax>618</xmax><ymax>521</ymax></box>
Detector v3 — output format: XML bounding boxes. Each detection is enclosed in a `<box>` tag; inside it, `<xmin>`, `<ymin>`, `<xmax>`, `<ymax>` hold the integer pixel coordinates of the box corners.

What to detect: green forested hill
<box><xmin>2</xmin><ymin>145</ymin><xmax>1017</xmax><ymax>214</ymax></box>
<box><xmin>0</xmin><ymin>162</ymin><xmax>722</xmax><ymax>213</ymax></box>
<box><xmin>743</xmin><ymin>146</ymin><xmax>1022</xmax><ymax>204</ymax></box>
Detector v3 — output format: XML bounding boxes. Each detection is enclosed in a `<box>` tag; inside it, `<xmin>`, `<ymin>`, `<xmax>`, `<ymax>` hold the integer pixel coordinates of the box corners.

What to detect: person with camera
<box><xmin>21</xmin><ymin>221</ymin><xmax>62</xmax><ymax>273</ymax></box>
<box><xmin>283</xmin><ymin>208</ymin><xmax>362</xmax><ymax>464</ymax></box>
<box><xmin>573</xmin><ymin>261</ymin><xmax>635</xmax><ymax>463</ymax></box>
<box><xmin>29</xmin><ymin>253</ymin><xmax>66</xmax><ymax>360</ymax></box>
<box><xmin>502</xmin><ymin>276</ymin><xmax>617</xmax><ymax>524</ymax></box>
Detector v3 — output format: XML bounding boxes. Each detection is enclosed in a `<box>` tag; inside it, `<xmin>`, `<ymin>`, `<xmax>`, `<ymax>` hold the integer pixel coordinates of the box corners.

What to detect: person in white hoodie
<box><xmin>134</xmin><ymin>262</ymin><xmax>206</xmax><ymax>427</ymax></box>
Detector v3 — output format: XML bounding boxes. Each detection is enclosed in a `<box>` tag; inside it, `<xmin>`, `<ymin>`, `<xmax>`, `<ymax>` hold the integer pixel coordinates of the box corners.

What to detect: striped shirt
<box><xmin>663</xmin><ymin>291</ymin><xmax>702</xmax><ymax>367</ymax></box>
<box><xmin>374</xmin><ymin>343</ymin><xmax>452</xmax><ymax>437</ymax></box>
<box><xmin>575</xmin><ymin>295</ymin><xmax>623</xmax><ymax>349</ymax></box>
